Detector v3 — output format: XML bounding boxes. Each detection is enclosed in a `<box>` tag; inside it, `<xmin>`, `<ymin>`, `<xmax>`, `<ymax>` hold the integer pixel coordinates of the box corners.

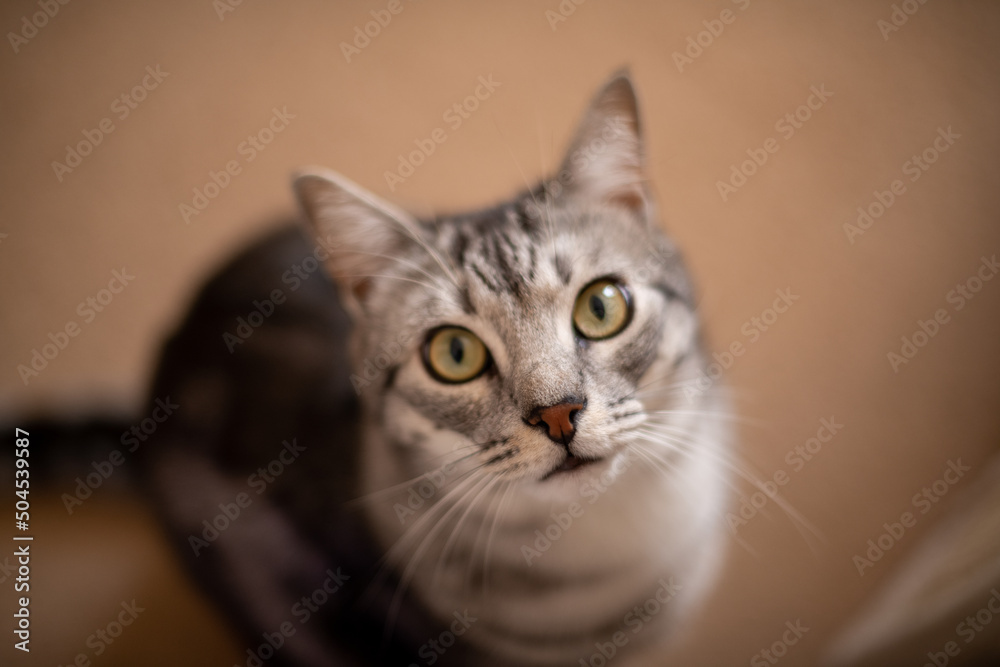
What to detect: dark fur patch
<box><xmin>554</xmin><ymin>253</ymin><xmax>573</xmax><ymax>285</ymax></box>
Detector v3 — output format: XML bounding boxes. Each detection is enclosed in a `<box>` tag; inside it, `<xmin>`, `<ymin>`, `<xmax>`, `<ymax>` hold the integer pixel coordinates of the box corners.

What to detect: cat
<box><xmin>142</xmin><ymin>70</ymin><xmax>732</xmax><ymax>666</ymax></box>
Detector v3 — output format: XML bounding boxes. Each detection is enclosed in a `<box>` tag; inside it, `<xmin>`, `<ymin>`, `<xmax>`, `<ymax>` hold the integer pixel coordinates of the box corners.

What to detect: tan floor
<box><xmin>2</xmin><ymin>1</ymin><xmax>1000</xmax><ymax>665</ymax></box>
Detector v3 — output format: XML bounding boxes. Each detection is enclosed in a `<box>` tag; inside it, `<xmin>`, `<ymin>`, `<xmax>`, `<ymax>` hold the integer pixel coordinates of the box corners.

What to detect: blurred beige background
<box><xmin>2</xmin><ymin>1</ymin><xmax>999</xmax><ymax>665</ymax></box>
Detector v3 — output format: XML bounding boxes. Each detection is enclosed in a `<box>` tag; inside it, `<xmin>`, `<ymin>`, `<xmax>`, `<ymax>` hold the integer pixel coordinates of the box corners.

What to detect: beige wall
<box><xmin>2</xmin><ymin>1</ymin><xmax>999</xmax><ymax>665</ymax></box>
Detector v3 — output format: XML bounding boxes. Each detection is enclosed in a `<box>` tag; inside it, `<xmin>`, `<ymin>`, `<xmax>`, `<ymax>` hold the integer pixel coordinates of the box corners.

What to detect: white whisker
<box><xmin>339</xmin><ymin>272</ymin><xmax>454</xmax><ymax>300</ymax></box>
<box><xmin>637</xmin><ymin>422</ymin><xmax>825</xmax><ymax>552</ymax></box>
<box><xmin>346</xmin><ymin>445</ymin><xmax>480</xmax><ymax>507</ymax></box>
<box><xmin>431</xmin><ymin>475</ymin><xmax>501</xmax><ymax>587</ymax></box>
<box><xmin>379</xmin><ymin>470</ymin><xmax>491</xmax><ymax>640</ymax></box>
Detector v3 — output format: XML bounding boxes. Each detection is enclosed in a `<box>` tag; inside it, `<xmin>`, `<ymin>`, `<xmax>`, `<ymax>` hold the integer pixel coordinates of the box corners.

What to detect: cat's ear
<box><xmin>556</xmin><ymin>70</ymin><xmax>649</xmax><ymax>214</ymax></box>
<box><xmin>293</xmin><ymin>167</ymin><xmax>425</xmax><ymax>311</ymax></box>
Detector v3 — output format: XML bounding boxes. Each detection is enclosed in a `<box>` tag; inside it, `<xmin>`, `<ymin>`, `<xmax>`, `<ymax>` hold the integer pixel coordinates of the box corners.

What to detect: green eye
<box><xmin>424</xmin><ymin>327</ymin><xmax>490</xmax><ymax>383</ymax></box>
<box><xmin>573</xmin><ymin>279</ymin><xmax>631</xmax><ymax>340</ymax></box>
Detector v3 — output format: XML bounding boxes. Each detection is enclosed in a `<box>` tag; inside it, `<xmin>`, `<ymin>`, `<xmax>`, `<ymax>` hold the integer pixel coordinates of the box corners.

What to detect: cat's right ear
<box><xmin>293</xmin><ymin>167</ymin><xmax>424</xmax><ymax>314</ymax></box>
<box><xmin>555</xmin><ymin>70</ymin><xmax>648</xmax><ymax>215</ymax></box>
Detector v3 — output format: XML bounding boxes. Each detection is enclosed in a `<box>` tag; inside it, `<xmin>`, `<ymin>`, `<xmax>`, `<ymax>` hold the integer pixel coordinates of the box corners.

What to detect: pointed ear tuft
<box><xmin>293</xmin><ymin>167</ymin><xmax>420</xmax><ymax>306</ymax></box>
<box><xmin>556</xmin><ymin>71</ymin><xmax>648</xmax><ymax>213</ymax></box>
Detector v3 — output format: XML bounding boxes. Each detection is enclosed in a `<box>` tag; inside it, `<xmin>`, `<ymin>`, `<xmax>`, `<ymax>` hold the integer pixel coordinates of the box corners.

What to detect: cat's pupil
<box><xmin>450</xmin><ymin>336</ymin><xmax>464</xmax><ymax>364</ymax></box>
<box><xmin>590</xmin><ymin>294</ymin><xmax>606</xmax><ymax>320</ymax></box>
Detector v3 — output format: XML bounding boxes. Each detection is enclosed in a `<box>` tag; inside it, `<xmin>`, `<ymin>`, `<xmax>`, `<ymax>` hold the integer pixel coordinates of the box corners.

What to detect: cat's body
<box><xmin>144</xmin><ymin>73</ymin><xmax>732</xmax><ymax>666</ymax></box>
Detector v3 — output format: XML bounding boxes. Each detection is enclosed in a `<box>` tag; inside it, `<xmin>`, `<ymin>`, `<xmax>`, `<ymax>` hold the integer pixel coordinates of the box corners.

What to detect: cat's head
<box><xmin>294</xmin><ymin>73</ymin><xmax>705</xmax><ymax>493</ymax></box>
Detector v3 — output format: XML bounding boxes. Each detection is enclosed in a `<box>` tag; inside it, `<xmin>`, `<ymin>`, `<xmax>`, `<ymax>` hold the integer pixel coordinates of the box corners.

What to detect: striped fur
<box><xmin>294</xmin><ymin>73</ymin><xmax>731</xmax><ymax>665</ymax></box>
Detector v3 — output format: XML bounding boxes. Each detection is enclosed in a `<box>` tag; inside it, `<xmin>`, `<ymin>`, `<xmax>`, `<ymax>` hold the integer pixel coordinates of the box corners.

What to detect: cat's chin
<box><xmin>540</xmin><ymin>453</ymin><xmax>604</xmax><ymax>481</ymax></box>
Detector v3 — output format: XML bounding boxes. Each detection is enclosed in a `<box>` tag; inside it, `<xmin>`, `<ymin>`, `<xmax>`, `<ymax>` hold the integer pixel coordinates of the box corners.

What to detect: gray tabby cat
<box><xmin>145</xmin><ymin>71</ymin><xmax>731</xmax><ymax>666</ymax></box>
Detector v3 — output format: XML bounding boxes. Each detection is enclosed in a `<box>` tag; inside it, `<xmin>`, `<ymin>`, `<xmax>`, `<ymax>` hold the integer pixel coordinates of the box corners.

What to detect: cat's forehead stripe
<box><xmin>426</xmin><ymin>197</ymin><xmax>692</xmax><ymax>311</ymax></box>
<box><xmin>443</xmin><ymin>216</ymin><xmax>543</xmax><ymax>299</ymax></box>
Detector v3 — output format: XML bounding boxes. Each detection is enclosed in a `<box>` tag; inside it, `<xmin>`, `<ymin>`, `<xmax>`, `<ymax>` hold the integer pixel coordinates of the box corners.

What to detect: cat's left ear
<box><xmin>556</xmin><ymin>70</ymin><xmax>650</xmax><ymax>215</ymax></box>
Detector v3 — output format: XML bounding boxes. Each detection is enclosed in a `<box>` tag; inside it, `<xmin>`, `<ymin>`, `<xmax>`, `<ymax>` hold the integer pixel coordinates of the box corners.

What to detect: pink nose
<box><xmin>527</xmin><ymin>401</ymin><xmax>585</xmax><ymax>445</ymax></box>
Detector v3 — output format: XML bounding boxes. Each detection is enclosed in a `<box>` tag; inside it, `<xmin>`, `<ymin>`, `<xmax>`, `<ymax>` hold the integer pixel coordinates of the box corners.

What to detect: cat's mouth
<box><xmin>542</xmin><ymin>454</ymin><xmax>603</xmax><ymax>480</ymax></box>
